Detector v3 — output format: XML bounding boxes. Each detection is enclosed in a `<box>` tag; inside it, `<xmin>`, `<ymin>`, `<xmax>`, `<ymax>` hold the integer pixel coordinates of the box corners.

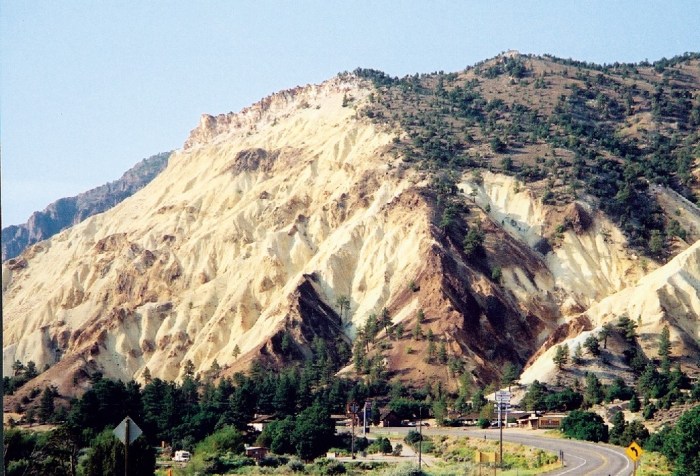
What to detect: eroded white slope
<box><xmin>462</xmin><ymin>172</ymin><xmax>648</xmax><ymax>315</ymax></box>
<box><xmin>2</xmin><ymin>78</ymin><xmax>435</xmax><ymax>382</ymax></box>
<box><xmin>520</xmin><ymin>240</ymin><xmax>700</xmax><ymax>384</ymax></box>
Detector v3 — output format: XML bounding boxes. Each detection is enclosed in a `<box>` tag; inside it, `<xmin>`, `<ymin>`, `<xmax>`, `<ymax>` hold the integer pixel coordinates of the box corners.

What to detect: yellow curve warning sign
<box><xmin>626</xmin><ymin>441</ymin><xmax>644</xmax><ymax>462</ymax></box>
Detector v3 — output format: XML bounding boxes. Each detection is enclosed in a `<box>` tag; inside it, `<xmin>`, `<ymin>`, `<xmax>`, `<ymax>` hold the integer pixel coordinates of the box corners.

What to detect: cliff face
<box><xmin>3</xmin><ymin>56</ymin><xmax>700</xmax><ymax>399</ymax></box>
<box><xmin>1</xmin><ymin>152</ymin><xmax>170</xmax><ymax>261</ymax></box>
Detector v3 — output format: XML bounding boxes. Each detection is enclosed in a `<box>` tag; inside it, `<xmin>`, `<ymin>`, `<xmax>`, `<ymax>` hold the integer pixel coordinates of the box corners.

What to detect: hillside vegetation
<box><xmin>352</xmin><ymin>52</ymin><xmax>700</xmax><ymax>255</ymax></box>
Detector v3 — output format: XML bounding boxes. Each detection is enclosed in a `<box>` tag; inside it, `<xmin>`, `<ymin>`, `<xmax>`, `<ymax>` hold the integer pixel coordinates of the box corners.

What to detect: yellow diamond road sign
<box><xmin>625</xmin><ymin>441</ymin><xmax>644</xmax><ymax>462</ymax></box>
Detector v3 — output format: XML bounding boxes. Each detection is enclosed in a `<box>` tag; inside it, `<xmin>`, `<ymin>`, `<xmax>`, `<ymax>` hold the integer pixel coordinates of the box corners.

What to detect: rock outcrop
<box><xmin>1</xmin><ymin>152</ymin><xmax>170</xmax><ymax>261</ymax></box>
<box><xmin>3</xmin><ymin>61</ymin><xmax>699</xmax><ymax>399</ymax></box>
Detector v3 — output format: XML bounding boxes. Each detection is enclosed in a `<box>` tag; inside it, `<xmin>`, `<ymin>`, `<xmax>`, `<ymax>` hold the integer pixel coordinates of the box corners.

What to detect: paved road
<box><xmin>371</xmin><ymin>427</ymin><xmax>632</xmax><ymax>475</ymax></box>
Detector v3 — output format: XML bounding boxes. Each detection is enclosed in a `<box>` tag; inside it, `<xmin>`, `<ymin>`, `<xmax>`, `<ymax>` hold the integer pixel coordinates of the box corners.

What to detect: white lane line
<box><xmin>555</xmin><ymin>453</ymin><xmax>587</xmax><ymax>475</ymax></box>
<box><xmin>592</xmin><ymin>444</ymin><xmax>631</xmax><ymax>476</ymax></box>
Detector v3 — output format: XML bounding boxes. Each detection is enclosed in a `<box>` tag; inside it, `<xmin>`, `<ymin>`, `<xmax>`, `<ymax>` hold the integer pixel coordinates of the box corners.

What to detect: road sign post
<box><xmin>113</xmin><ymin>416</ymin><xmax>143</xmax><ymax>476</ymax></box>
<box><xmin>494</xmin><ymin>391</ymin><xmax>510</xmax><ymax>467</ymax></box>
<box><xmin>626</xmin><ymin>441</ymin><xmax>644</xmax><ymax>475</ymax></box>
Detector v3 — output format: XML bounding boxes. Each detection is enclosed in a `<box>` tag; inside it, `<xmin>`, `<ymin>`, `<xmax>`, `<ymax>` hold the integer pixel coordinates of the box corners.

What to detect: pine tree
<box><xmin>609</xmin><ymin>411</ymin><xmax>626</xmax><ymax>445</ymax></box>
<box><xmin>395</xmin><ymin>322</ymin><xmax>405</xmax><ymax>339</ymax></box>
<box><xmin>553</xmin><ymin>344</ymin><xmax>569</xmax><ymax>369</ymax></box>
<box><xmin>336</xmin><ymin>295</ymin><xmax>350</xmax><ymax>323</ymax></box>
<box><xmin>182</xmin><ymin>359</ymin><xmax>195</xmax><ymax>378</ymax></box>
<box><xmin>573</xmin><ymin>344</ymin><xmax>584</xmax><ymax>365</ymax></box>
<box><xmin>437</xmin><ymin>342</ymin><xmax>448</xmax><ymax>364</ymax></box>
<box><xmin>583</xmin><ymin>372</ymin><xmax>604</xmax><ymax>407</ymax></box>
<box><xmin>600</xmin><ymin>323</ymin><xmax>614</xmax><ymax>349</ymax></box>
<box><xmin>232</xmin><ymin>344</ymin><xmax>241</xmax><ymax>359</ymax></box>
<box><xmin>38</xmin><ymin>386</ymin><xmax>55</xmax><ymax>423</ymax></box>
<box><xmin>501</xmin><ymin>362</ymin><xmax>521</xmax><ymax>391</ymax></box>
<box><xmin>426</xmin><ymin>340</ymin><xmax>437</xmax><ymax>363</ymax></box>
<box><xmin>628</xmin><ymin>391</ymin><xmax>641</xmax><ymax>412</ymax></box>
<box><xmin>658</xmin><ymin>325</ymin><xmax>671</xmax><ymax>369</ymax></box>
<box><xmin>380</xmin><ymin>307</ymin><xmax>392</xmax><ymax>337</ymax></box>
<box><xmin>583</xmin><ymin>335</ymin><xmax>601</xmax><ymax>356</ymax></box>
<box><xmin>413</xmin><ymin>322</ymin><xmax>423</xmax><ymax>340</ymax></box>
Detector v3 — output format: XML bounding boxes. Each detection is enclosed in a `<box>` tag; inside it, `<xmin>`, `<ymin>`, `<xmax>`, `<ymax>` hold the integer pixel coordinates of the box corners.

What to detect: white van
<box><xmin>173</xmin><ymin>450</ymin><xmax>191</xmax><ymax>462</ymax></box>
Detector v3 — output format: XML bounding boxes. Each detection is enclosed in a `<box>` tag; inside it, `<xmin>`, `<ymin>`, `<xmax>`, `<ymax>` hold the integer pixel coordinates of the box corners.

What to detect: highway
<box><xmin>371</xmin><ymin>426</ymin><xmax>633</xmax><ymax>475</ymax></box>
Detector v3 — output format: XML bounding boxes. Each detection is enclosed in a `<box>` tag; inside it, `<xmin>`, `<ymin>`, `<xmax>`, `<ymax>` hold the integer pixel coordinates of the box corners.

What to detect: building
<box><xmin>516</xmin><ymin>412</ymin><xmax>566</xmax><ymax>430</ymax></box>
<box><xmin>537</xmin><ymin>414</ymin><xmax>565</xmax><ymax>429</ymax></box>
<box><xmin>379</xmin><ymin>409</ymin><xmax>401</xmax><ymax>427</ymax></box>
<box><xmin>245</xmin><ymin>446</ymin><xmax>268</xmax><ymax>462</ymax></box>
<box><xmin>249</xmin><ymin>415</ymin><xmax>275</xmax><ymax>432</ymax></box>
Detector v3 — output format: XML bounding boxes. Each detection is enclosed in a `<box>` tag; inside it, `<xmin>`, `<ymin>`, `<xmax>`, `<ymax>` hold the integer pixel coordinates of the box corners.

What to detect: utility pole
<box><xmin>499</xmin><ymin>402</ymin><xmax>503</xmax><ymax>468</ymax></box>
<box><xmin>495</xmin><ymin>390</ymin><xmax>510</xmax><ymax>469</ymax></box>
<box><xmin>348</xmin><ymin>401</ymin><xmax>359</xmax><ymax>459</ymax></box>
<box><xmin>418</xmin><ymin>407</ymin><xmax>423</xmax><ymax>470</ymax></box>
<box><xmin>363</xmin><ymin>401</ymin><xmax>369</xmax><ymax>437</ymax></box>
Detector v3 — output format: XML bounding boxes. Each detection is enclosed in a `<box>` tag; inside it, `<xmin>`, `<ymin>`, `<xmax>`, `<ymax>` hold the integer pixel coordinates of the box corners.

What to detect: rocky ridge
<box><xmin>3</xmin><ymin>57</ymin><xmax>700</xmax><ymax>400</ymax></box>
<box><xmin>2</xmin><ymin>152</ymin><xmax>170</xmax><ymax>261</ymax></box>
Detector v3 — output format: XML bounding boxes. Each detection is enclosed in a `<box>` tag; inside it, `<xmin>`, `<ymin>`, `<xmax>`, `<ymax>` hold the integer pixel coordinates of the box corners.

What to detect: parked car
<box><xmin>173</xmin><ymin>450</ymin><xmax>191</xmax><ymax>462</ymax></box>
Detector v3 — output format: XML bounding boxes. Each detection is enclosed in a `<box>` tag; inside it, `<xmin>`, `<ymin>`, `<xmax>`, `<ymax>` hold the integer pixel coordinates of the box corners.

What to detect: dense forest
<box><xmin>5</xmin><ymin>316</ymin><xmax>700</xmax><ymax>475</ymax></box>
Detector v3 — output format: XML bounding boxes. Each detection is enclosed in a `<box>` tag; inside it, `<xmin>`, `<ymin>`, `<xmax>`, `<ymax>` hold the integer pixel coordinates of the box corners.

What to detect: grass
<box><xmin>637</xmin><ymin>451</ymin><xmax>673</xmax><ymax>476</ymax></box>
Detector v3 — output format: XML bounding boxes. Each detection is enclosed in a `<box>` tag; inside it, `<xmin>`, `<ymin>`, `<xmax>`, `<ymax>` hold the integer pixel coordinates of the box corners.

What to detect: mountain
<box><xmin>3</xmin><ymin>53</ymin><xmax>700</xmax><ymax>400</ymax></box>
<box><xmin>1</xmin><ymin>152</ymin><xmax>171</xmax><ymax>261</ymax></box>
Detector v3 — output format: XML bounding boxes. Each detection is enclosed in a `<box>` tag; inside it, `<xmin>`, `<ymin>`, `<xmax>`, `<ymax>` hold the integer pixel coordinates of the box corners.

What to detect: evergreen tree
<box><xmin>553</xmin><ymin>344</ymin><xmax>569</xmax><ymax>369</ymax></box>
<box><xmin>371</xmin><ymin>401</ymin><xmax>381</xmax><ymax>426</ymax></box>
<box><xmin>437</xmin><ymin>342</ymin><xmax>448</xmax><ymax>364</ymax></box>
<box><xmin>25</xmin><ymin>361</ymin><xmax>38</xmax><ymax>379</ymax></box>
<box><xmin>583</xmin><ymin>372</ymin><xmax>604</xmax><ymax>407</ymax></box>
<box><xmin>606</xmin><ymin>377</ymin><xmax>633</xmax><ymax>402</ymax></box>
<box><xmin>501</xmin><ymin>362</ymin><xmax>521</xmax><ymax>391</ymax></box>
<box><xmin>658</xmin><ymin>324</ymin><xmax>671</xmax><ymax>368</ymax></box>
<box><xmin>620</xmin><ymin>420</ymin><xmax>649</xmax><ymax>448</ymax></box>
<box><xmin>38</xmin><ymin>386</ymin><xmax>56</xmax><ymax>423</ymax></box>
<box><xmin>365</xmin><ymin>313</ymin><xmax>379</xmax><ymax>343</ymax></box>
<box><xmin>80</xmin><ymin>429</ymin><xmax>155</xmax><ymax>476</ymax></box>
<box><xmin>380</xmin><ymin>307</ymin><xmax>392</xmax><ymax>337</ymax></box>
<box><xmin>609</xmin><ymin>411</ymin><xmax>626</xmax><ymax>445</ymax></box>
<box><xmin>293</xmin><ymin>401</ymin><xmax>335</xmax><ymax>461</ymax></box>
<box><xmin>628</xmin><ymin>391</ymin><xmax>641</xmax><ymax>412</ymax></box>
<box><xmin>183</xmin><ymin>359</ymin><xmax>195</xmax><ymax>378</ymax></box>
<box><xmin>616</xmin><ymin>315</ymin><xmax>637</xmax><ymax>344</ymax></box>
<box><xmin>463</xmin><ymin>226</ymin><xmax>485</xmax><ymax>257</ymax></box>
<box><xmin>413</xmin><ymin>322</ymin><xmax>423</xmax><ymax>340</ymax></box>
<box><xmin>561</xmin><ymin>410</ymin><xmax>609</xmax><ymax>443</ymax></box>
<box><xmin>426</xmin><ymin>340</ymin><xmax>437</xmax><ymax>364</ymax></box>
<box><xmin>572</xmin><ymin>344</ymin><xmax>584</xmax><ymax>365</ymax></box>
<box><xmin>336</xmin><ymin>295</ymin><xmax>351</xmax><ymax>323</ymax></box>
<box><xmin>472</xmin><ymin>388</ymin><xmax>487</xmax><ymax>412</ymax></box>
<box><xmin>522</xmin><ymin>380</ymin><xmax>548</xmax><ymax>411</ymax></box>
<box><xmin>599</xmin><ymin>323</ymin><xmax>614</xmax><ymax>349</ymax></box>
<box><xmin>662</xmin><ymin>406</ymin><xmax>700</xmax><ymax>475</ymax></box>
<box><xmin>583</xmin><ymin>335</ymin><xmax>601</xmax><ymax>356</ymax></box>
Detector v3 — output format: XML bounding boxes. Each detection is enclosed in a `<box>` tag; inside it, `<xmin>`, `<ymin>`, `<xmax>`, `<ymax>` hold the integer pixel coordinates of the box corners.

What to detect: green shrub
<box><xmin>561</xmin><ymin>410</ymin><xmax>609</xmax><ymax>442</ymax></box>
<box><xmin>287</xmin><ymin>458</ymin><xmax>305</xmax><ymax>472</ymax></box>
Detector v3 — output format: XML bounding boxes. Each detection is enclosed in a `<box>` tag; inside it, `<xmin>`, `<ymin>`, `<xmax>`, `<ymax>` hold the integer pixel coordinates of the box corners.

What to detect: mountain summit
<box><xmin>3</xmin><ymin>54</ymin><xmax>700</xmax><ymax>399</ymax></box>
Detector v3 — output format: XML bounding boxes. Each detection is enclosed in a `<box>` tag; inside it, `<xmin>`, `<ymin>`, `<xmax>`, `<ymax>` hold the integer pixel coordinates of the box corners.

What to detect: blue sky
<box><xmin>2</xmin><ymin>1</ymin><xmax>699</xmax><ymax>226</ymax></box>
